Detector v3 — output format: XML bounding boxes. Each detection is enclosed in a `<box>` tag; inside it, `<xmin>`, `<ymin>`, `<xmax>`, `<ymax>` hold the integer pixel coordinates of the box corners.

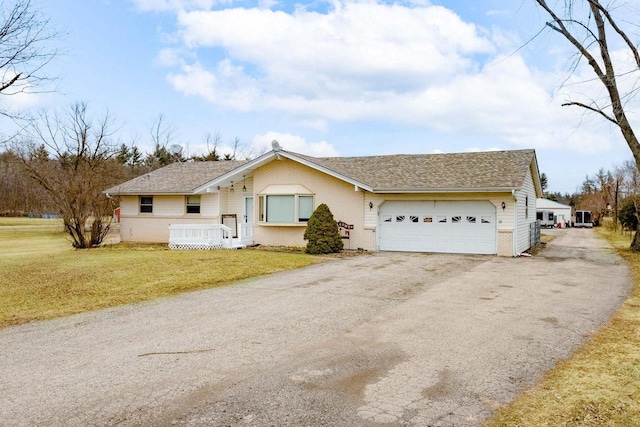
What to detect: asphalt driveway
<box><xmin>0</xmin><ymin>228</ymin><xmax>631</xmax><ymax>426</ymax></box>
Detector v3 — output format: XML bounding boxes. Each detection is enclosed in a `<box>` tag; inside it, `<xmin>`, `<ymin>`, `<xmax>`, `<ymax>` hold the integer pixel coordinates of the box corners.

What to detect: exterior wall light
<box><xmin>369</xmin><ymin>202</ymin><xmax>374</xmax><ymax>210</ymax></box>
<box><xmin>501</xmin><ymin>201</ymin><xmax>506</xmax><ymax>210</ymax></box>
<box><xmin>230</xmin><ymin>181</ymin><xmax>234</xmax><ymax>193</ymax></box>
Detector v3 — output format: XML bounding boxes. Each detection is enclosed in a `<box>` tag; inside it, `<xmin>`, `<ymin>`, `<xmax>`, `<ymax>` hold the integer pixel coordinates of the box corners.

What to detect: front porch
<box><xmin>168</xmin><ymin>223</ymin><xmax>254</xmax><ymax>250</ymax></box>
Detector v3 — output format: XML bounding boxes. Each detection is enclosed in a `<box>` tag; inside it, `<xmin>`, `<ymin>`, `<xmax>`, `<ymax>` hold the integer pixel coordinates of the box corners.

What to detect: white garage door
<box><xmin>378</xmin><ymin>201</ymin><xmax>497</xmax><ymax>254</ymax></box>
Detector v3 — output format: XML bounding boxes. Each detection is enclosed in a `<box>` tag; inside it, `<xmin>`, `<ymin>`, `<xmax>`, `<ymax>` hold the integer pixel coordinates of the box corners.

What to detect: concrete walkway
<box><xmin>0</xmin><ymin>228</ymin><xmax>631</xmax><ymax>426</ymax></box>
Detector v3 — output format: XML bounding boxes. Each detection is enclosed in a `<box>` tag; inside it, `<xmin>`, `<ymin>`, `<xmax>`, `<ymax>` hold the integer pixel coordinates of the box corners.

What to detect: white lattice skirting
<box><xmin>169</xmin><ymin>242</ymin><xmax>226</xmax><ymax>250</ymax></box>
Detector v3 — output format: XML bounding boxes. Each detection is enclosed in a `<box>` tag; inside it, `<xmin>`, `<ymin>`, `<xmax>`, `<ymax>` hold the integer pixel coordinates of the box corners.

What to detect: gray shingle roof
<box><xmin>104</xmin><ymin>149</ymin><xmax>536</xmax><ymax>195</ymax></box>
<box><xmin>104</xmin><ymin>160</ymin><xmax>248</xmax><ymax>195</ymax></box>
<box><xmin>292</xmin><ymin>149</ymin><xmax>536</xmax><ymax>191</ymax></box>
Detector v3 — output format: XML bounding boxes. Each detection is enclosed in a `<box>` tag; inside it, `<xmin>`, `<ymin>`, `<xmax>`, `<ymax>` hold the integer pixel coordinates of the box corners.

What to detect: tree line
<box><xmin>0</xmin><ymin>103</ymin><xmax>250</xmax><ymax>247</ymax></box>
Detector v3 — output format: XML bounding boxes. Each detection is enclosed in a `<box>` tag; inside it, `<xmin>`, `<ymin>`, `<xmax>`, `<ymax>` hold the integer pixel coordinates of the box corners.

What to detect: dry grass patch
<box><xmin>484</xmin><ymin>227</ymin><xmax>640</xmax><ymax>427</ymax></box>
<box><xmin>0</xmin><ymin>218</ymin><xmax>320</xmax><ymax>328</ymax></box>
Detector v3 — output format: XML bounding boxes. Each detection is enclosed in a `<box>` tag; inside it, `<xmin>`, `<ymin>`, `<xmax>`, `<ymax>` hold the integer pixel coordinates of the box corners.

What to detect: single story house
<box><xmin>536</xmin><ymin>198</ymin><xmax>572</xmax><ymax>227</ymax></box>
<box><xmin>105</xmin><ymin>146</ymin><xmax>543</xmax><ymax>256</ymax></box>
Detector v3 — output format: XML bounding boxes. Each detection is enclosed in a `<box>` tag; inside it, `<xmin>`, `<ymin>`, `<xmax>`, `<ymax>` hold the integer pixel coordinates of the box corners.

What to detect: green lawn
<box><xmin>484</xmin><ymin>225</ymin><xmax>640</xmax><ymax>426</ymax></box>
<box><xmin>0</xmin><ymin>218</ymin><xmax>320</xmax><ymax>328</ymax></box>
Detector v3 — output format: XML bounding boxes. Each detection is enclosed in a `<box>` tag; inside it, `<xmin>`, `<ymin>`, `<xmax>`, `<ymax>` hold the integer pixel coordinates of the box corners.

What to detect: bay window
<box><xmin>258</xmin><ymin>194</ymin><xmax>315</xmax><ymax>224</ymax></box>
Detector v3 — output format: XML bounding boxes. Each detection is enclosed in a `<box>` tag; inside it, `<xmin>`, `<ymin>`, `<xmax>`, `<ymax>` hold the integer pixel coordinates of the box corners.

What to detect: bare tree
<box><xmin>535</xmin><ymin>0</ymin><xmax>640</xmax><ymax>249</ymax></box>
<box><xmin>145</xmin><ymin>113</ymin><xmax>182</xmax><ymax>168</ymax></box>
<box><xmin>0</xmin><ymin>0</ymin><xmax>58</xmax><ymax>109</ymax></box>
<box><xmin>21</xmin><ymin>102</ymin><xmax>123</xmax><ymax>248</ymax></box>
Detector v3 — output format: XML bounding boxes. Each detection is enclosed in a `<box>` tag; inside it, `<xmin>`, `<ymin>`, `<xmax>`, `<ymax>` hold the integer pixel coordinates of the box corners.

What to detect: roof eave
<box><xmin>371</xmin><ymin>187</ymin><xmax>520</xmax><ymax>194</ymax></box>
<box><xmin>281</xmin><ymin>151</ymin><xmax>374</xmax><ymax>192</ymax></box>
<box><xmin>193</xmin><ymin>152</ymin><xmax>277</xmax><ymax>194</ymax></box>
<box><xmin>104</xmin><ymin>190</ymin><xmax>198</xmax><ymax>196</ymax></box>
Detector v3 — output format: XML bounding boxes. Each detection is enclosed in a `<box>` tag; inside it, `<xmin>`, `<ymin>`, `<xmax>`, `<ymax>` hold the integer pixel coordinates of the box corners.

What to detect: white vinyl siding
<box><xmin>515</xmin><ymin>167</ymin><xmax>537</xmax><ymax>254</ymax></box>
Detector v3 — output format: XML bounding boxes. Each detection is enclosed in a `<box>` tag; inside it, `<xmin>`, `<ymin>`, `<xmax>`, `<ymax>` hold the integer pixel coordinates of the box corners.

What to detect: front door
<box><xmin>245</xmin><ymin>197</ymin><xmax>254</xmax><ymax>223</ymax></box>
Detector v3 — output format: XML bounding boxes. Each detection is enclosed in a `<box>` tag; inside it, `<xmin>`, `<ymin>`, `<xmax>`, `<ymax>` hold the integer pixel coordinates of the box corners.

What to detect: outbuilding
<box><xmin>536</xmin><ymin>198</ymin><xmax>572</xmax><ymax>227</ymax></box>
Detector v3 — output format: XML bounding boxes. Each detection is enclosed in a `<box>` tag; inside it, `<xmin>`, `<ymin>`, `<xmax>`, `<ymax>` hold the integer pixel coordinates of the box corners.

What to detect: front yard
<box><xmin>0</xmin><ymin>218</ymin><xmax>320</xmax><ymax>328</ymax></box>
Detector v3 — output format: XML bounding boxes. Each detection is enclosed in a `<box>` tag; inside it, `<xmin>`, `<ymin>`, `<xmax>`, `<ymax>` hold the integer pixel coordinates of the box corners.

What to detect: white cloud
<box><xmin>151</xmin><ymin>1</ymin><xmax>632</xmax><ymax>155</ymax></box>
<box><xmin>132</xmin><ymin>0</ymin><xmax>217</xmax><ymax>12</ymax></box>
<box><xmin>156</xmin><ymin>48</ymin><xmax>186</xmax><ymax>67</ymax></box>
<box><xmin>250</xmin><ymin>131</ymin><xmax>339</xmax><ymax>157</ymax></box>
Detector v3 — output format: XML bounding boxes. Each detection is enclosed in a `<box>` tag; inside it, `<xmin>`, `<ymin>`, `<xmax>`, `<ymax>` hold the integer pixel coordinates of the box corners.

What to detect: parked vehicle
<box><xmin>536</xmin><ymin>210</ymin><xmax>555</xmax><ymax>228</ymax></box>
<box><xmin>574</xmin><ymin>210</ymin><xmax>593</xmax><ymax>228</ymax></box>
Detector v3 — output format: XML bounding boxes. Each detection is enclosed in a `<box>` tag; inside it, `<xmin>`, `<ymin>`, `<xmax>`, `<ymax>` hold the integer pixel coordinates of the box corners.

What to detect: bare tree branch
<box><xmin>0</xmin><ymin>0</ymin><xmax>59</xmax><ymax>106</ymax></box>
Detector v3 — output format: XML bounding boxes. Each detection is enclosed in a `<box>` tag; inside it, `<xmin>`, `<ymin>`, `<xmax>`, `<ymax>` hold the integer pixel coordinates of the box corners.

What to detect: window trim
<box><xmin>139</xmin><ymin>196</ymin><xmax>153</xmax><ymax>214</ymax></box>
<box><xmin>185</xmin><ymin>195</ymin><xmax>201</xmax><ymax>214</ymax></box>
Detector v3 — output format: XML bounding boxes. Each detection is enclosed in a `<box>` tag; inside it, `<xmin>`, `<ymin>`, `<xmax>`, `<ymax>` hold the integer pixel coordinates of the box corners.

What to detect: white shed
<box><xmin>536</xmin><ymin>198</ymin><xmax>572</xmax><ymax>227</ymax></box>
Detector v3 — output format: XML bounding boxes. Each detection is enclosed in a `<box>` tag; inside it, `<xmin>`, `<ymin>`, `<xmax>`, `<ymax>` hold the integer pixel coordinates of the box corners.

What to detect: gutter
<box><xmin>371</xmin><ymin>186</ymin><xmax>519</xmax><ymax>194</ymax></box>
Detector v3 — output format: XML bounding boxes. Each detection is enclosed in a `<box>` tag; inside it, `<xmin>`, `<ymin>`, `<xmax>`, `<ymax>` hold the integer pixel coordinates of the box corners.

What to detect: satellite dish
<box><xmin>169</xmin><ymin>144</ymin><xmax>183</xmax><ymax>155</ymax></box>
<box><xmin>271</xmin><ymin>140</ymin><xmax>282</xmax><ymax>152</ymax></box>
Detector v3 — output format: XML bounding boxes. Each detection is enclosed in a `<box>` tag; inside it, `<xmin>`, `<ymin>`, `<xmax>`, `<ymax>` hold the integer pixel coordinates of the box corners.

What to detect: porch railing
<box><xmin>239</xmin><ymin>223</ymin><xmax>254</xmax><ymax>245</ymax></box>
<box><xmin>168</xmin><ymin>223</ymin><xmax>254</xmax><ymax>250</ymax></box>
<box><xmin>169</xmin><ymin>224</ymin><xmax>234</xmax><ymax>250</ymax></box>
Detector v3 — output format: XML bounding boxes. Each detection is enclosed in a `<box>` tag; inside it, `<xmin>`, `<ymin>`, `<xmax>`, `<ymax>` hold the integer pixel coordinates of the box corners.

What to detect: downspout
<box><xmin>512</xmin><ymin>189</ymin><xmax>518</xmax><ymax>257</ymax></box>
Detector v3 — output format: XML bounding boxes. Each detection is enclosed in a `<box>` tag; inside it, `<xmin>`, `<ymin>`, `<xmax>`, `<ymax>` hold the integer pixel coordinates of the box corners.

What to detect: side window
<box><xmin>140</xmin><ymin>196</ymin><xmax>153</xmax><ymax>213</ymax></box>
<box><xmin>298</xmin><ymin>196</ymin><xmax>314</xmax><ymax>222</ymax></box>
<box><xmin>186</xmin><ymin>195</ymin><xmax>201</xmax><ymax>214</ymax></box>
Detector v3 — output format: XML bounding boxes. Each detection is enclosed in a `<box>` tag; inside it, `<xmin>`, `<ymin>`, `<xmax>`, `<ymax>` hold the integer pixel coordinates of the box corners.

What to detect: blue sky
<box><xmin>4</xmin><ymin>0</ymin><xmax>639</xmax><ymax>194</ymax></box>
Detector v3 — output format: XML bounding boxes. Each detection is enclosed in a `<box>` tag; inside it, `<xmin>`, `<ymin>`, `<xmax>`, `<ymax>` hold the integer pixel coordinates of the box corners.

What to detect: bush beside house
<box><xmin>304</xmin><ymin>204</ymin><xmax>344</xmax><ymax>254</ymax></box>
